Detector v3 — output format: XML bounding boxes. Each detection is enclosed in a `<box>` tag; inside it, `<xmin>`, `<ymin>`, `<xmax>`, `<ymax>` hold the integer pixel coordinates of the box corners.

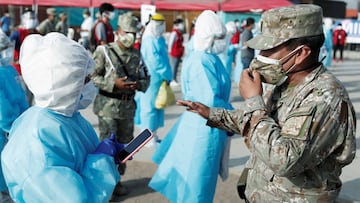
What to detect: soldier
<box><xmin>37</xmin><ymin>8</ymin><xmax>56</xmax><ymax>35</ymax></box>
<box><xmin>92</xmin><ymin>12</ymin><xmax>150</xmax><ymax>198</ymax></box>
<box><xmin>178</xmin><ymin>5</ymin><xmax>356</xmax><ymax>202</ymax></box>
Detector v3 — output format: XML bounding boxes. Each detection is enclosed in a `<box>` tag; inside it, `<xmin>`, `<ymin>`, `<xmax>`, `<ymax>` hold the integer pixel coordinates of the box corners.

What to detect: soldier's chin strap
<box><xmin>320</xmin><ymin>55</ymin><xmax>326</xmax><ymax>63</ymax></box>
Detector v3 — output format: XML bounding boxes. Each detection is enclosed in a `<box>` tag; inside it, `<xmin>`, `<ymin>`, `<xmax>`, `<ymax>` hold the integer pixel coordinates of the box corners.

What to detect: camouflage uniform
<box><xmin>206</xmin><ymin>5</ymin><xmax>356</xmax><ymax>203</ymax></box>
<box><xmin>92</xmin><ymin>43</ymin><xmax>149</xmax><ymax>143</ymax></box>
<box><xmin>92</xmin><ymin>12</ymin><xmax>150</xmax><ymax>145</ymax></box>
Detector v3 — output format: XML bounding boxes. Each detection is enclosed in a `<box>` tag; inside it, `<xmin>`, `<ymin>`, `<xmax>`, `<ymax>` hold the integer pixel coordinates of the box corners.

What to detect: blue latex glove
<box><xmin>94</xmin><ymin>133</ymin><xmax>126</xmax><ymax>164</ymax></box>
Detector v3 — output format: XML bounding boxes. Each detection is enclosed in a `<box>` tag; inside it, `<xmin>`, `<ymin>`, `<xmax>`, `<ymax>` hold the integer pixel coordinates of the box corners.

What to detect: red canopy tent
<box><xmin>0</xmin><ymin>0</ymin><xmax>34</xmax><ymax>6</ymax></box>
<box><xmin>155</xmin><ymin>0</ymin><xmax>220</xmax><ymax>11</ymax></box>
<box><xmin>221</xmin><ymin>0</ymin><xmax>293</xmax><ymax>12</ymax></box>
<box><xmin>0</xmin><ymin>0</ymin><xmax>293</xmax><ymax>11</ymax></box>
<box><xmin>92</xmin><ymin>0</ymin><xmax>152</xmax><ymax>10</ymax></box>
<box><xmin>36</xmin><ymin>0</ymin><xmax>91</xmax><ymax>7</ymax></box>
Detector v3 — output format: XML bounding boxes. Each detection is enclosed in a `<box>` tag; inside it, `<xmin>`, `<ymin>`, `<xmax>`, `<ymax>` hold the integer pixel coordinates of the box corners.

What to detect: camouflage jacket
<box><xmin>208</xmin><ymin>65</ymin><xmax>356</xmax><ymax>202</ymax></box>
<box><xmin>92</xmin><ymin>43</ymin><xmax>150</xmax><ymax>119</ymax></box>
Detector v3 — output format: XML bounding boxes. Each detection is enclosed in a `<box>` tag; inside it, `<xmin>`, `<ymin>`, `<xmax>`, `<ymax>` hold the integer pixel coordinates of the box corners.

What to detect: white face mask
<box><xmin>211</xmin><ymin>38</ymin><xmax>227</xmax><ymax>54</ymax></box>
<box><xmin>177</xmin><ymin>23</ymin><xmax>184</xmax><ymax>32</ymax></box>
<box><xmin>118</xmin><ymin>32</ymin><xmax>135</xmax><ymax>48</ymax></box>
<box><xmin>104</xmin><ymin>11</ymin><xmax>115</xmax><ymax>20</ymax></box>
<box><xmin>77</xmin><ymin>80</ymin><xmax>97</xmax><ymax>110</ymax></box>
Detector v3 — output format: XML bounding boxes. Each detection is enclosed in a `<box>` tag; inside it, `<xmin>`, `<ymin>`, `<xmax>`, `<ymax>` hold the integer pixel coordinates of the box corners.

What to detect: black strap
<box><xmin>99</xmin><ymin>89</ymin><xmax>134</xmax><ymax>100</ymax></box>
<box><xmin>108</xmin><ymin>46</ymin><xmax>130</xmax><ymax>77</ymax></box>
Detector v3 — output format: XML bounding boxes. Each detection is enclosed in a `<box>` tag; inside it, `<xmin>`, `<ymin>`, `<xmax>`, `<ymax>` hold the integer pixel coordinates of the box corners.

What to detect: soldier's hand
<box><xmin>115</xmin><ymin>76</ymin><xmax>138</xmax><ymax>90</ymax></box>
<box><xmin>240</xmin><ymin>69</ymin><xmax>262</xmax><ymax>100</ymax></box>
<box><xmin>177</xmin><ymin>100</ymin><xmax>210</xmax><ymax>119</ymax></box>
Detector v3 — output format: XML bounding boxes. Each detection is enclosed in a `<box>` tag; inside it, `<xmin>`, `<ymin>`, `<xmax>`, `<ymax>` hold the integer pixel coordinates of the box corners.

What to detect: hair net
<box><xmin>193</xmin><ymin>10</ymin><xmax>226</xmax><ymax>52</ymax></box>
<box><xmin>19</xmin><ymin>33</ymin><xmax>95</xmax><ymax>116</ymax></box>
<box><xmin>225</xmin><ymin>21</ymin><xmax>236</xmax><ymax>35</ymax></box>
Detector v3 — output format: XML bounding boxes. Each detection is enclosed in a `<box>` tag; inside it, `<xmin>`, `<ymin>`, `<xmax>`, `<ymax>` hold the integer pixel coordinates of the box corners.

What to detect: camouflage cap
<box><xmin>247</xmin><ymin>4</ymin><xmax>323</xmax><ymax>50</ymax></box>
<box><xmin>118</xmin><ymin>12</ymin><xmax>139</xmax><ymax>33</ymax></box>
<box><xmin>46</xmin><ymin>8</ymin><xmax>56</xmax><ymax>16</ymax></box>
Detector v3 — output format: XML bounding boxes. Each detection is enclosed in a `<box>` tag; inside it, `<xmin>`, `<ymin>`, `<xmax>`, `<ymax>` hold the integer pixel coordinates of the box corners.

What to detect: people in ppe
<box><xmin>0</xmin><ymin>29</ymin><xmax>28</xmax><ymax>203</ymax></box>
<box><xmin>135</xmin><ymin>12</ymin><xmax>172</xmax><ymax>147</ymax></box>
<box><xmin>10</xmin><ymin>8</ymin><xmax>39</xmax><ymax>75</ymax></box>
<box><xmin>1</xmin><ymin>33</ymin><xmax>121</xmax><ymax>203</ymax></box>
<box><xmin>10</xmin><ymin>8</ymin><xmax>39</xmax><ymax>104</ymax></box>
<box><xmin>177</xmin><ymin>5</ymin><xmax>356</xmax><ymax>202</ymax></box>
<box><xmin>320</xmin><ymin>18</ymin><xmax>333</xmax><ymax>68</ymax></box>
<box><xmin>149</xmin><ymin>10</ymin><xmax>233</xmax><ymax>203</ymax></box>
<box><xmin>92</xmin><ymin>12</ymin><xmax>150</xmax><ymax>198</ymax></box>
<box><xmin>218</xmin><ymin>21</ymin><xmax>239</xmax><ymax>77</ymax></box>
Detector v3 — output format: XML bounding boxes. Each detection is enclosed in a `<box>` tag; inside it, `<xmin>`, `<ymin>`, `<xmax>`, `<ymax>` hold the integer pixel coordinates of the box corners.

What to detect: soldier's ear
<box><xmin>294</xmin><ymin>45</ymin><xmax>311</xmax><ymax>65</ymax></box>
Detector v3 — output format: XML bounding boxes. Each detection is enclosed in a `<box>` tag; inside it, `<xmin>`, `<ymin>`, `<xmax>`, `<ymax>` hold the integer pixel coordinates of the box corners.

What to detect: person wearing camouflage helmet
<box><xmin>91</xmin><ymin>12</ymin><xmax>150</xmax><ymax>198</ymax></box>
<box><xmin>177</xmin><ymin>4</ymin><xmax>356</xmax><ymax>202</ymax></box>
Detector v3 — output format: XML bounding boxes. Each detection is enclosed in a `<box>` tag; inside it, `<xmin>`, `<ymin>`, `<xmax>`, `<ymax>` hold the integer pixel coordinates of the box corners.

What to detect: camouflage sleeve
<box><xmin>91</xmin><ymin>46</ymin><xmax>117</xmax><ymax>92</ymax></box>
<box><xmin>249</xmin><ymin>92</ymin><xmax>356</xmax><ymax>177</ymax></box>
<box><xmin>207</xmin><ymin>95</ymin><xmax>266</xmax><ymax>135</ymax></box>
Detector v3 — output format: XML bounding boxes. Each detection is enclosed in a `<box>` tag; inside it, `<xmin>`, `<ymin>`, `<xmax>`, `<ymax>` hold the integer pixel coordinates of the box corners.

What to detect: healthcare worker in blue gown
<box><xmin>135</xmin><ymin>13</ymin><xmax>172</xmax><ymax>146</ymax></box>
<box><xmin>321</xmin><ymin>18</ymin><xmax>333</xmax><ymax>68</ymax></box>
<box><xmin>1</xmin><ymin>33</ymin><xmax>122</xmax><ymax>203</ymax></box>
<box><xmin>0</xmin><ymin>30</ymin><xmax>28</xmax><ymax>203</ymax></box>
<box><xmin>149</xmin><ymin>10</ymin><xmax>233</xmax><ymax>203</ymax></box>
<box><xmin>218</xmin><ymin>21</ymin><xmax>239</xmax><ymax>78</ymax></box>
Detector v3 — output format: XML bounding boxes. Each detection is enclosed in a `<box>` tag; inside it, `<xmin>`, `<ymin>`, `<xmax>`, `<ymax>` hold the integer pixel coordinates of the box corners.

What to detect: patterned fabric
<box><xmin>117</xmin><ymin>12</ymin><xmax>138</xmax><ymax>33</ymax></box>
<box><xmin>207</xmin><ymin>65</ymin><xmax>356</xmax><ymax>202</ymax></box>
<box><xmin>247</xmin><ymin>4</ymin><xmax>324</xmax><ymax>50</ymax></box>
<box><xmin>92</xmin><ymin>43</ymin><xmax>150</xmax><ymax>140</ymax></box>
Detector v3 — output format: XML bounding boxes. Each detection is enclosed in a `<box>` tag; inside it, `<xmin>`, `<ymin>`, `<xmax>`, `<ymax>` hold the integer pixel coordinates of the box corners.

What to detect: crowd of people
<box><xmin>0</xmin><ymin>2</ymin><xmax>356</xmax><ymax>203</ymax></box>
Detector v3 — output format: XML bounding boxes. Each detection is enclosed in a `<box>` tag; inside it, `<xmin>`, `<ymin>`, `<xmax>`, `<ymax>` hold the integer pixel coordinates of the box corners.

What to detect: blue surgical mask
<box><xmin>77</xmin><ymin>80</ymin><xmax>97</xmax><ymax>110</ymax></box>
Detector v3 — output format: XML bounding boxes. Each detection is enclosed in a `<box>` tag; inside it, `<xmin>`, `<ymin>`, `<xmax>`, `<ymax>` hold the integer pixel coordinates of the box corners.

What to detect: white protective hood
<box><xmin>20</xmin><ymin>33</ymin><xmax>95</xmax><ymax>117</ymax></box>
<box><xmin>142</xmin><ymin>20</ymin><xmax>165</xmax><ymax>38</ymax></box>
<box><xmin>193</xmin><ymin>10</ymin><xmax>226</xmax><ymax>52</ymax></box>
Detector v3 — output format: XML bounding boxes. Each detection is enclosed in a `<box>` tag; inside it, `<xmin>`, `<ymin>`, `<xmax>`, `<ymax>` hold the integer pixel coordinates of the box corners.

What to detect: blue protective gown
<box><xmin>0</xmin><ymin>66</ymin><xmax>28</xmax><ymax>192</ymax></box>
<box><xmin>1</xmin><ymin>106</ymin><xmax>119</xmax><ymax>203</ymax></box>
<box><xmin>321</xmin><ymin>26</ymin><xmax>333</xmax><ymax>68</ymax></box>
<box><xmin>218</xmin><ymin>41</ymin><xmax>237</xmax><ymax>78</ymax></box>
<box><xmin>232</xmin><ymin>50</ymin><xmax>243</xmax><ymax>85</ymax></box>
<box><xmin>135</xmin><ymin>36</ymin><xmax>172</xmax><ymax>131</ymax></box>
<box><xmin>149</xmin><ymin>51</ymin><xmax>233</xmax><ymax>203</ymax></box>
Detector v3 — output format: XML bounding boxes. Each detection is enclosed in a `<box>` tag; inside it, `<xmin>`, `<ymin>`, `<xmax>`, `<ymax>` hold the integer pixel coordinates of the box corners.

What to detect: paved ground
<box><xmin>80</xmin><ymin>50</ymin><xmax>360</xmax><ymax>203</ymax></box>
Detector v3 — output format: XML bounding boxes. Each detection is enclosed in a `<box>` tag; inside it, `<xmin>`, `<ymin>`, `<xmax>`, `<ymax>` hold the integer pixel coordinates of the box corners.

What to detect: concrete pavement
<box><xmin>80</xmin><ymin>50</ymin><xmax>360</xmax><ymax>202</ymax></box>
